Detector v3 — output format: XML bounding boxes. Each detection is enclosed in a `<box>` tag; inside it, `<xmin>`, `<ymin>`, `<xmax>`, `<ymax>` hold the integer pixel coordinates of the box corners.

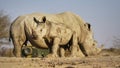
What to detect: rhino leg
<box><xmin>14</xmin><ymin>45</ymin><xmax>21</xmax><ymax>57</ymax></box>
<box><xmin>76</xmin><ymin>45</ymin><xmax>85</xmax><ymax>57</ymax></box>
<box><xmin>71</xmin><ymin>32</ymin><xmax>85</xmax><ymax>57</ymax></box>
<box><xmin>13</xmin><ymin>38</ymin><xmax>23</xmax><ymax>57</ymax></box>
<box><xmin>51</xmin><ymin>37</ymin><xmax>60</xmax><ymax>57</ymax></box>
<box><xmin>60</xmin><ymin>47</ymin><xmax>65</xmax><ymax>57</ymax></box>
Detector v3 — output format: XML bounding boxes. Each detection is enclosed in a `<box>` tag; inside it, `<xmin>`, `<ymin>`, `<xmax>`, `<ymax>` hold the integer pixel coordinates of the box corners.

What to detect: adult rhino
<box><xmin>9</xmin><ymin>12</ymin><xmax>101</xmax><ymax>57</ymax></box>
<box><xmin>9</xmin><ymin>16</ymin><xmax>48</xmax><ymax>57</ymax></box>
<box><xmin>24</xmin><ymin>16</ymin><xmax>84</xmax><ymax>57</ymax></box>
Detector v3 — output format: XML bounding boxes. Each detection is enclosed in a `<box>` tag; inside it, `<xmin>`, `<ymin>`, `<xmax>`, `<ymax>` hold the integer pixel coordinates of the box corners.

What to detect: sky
<box><xmin>0</xmin><ymin>0</ymin><xmax>120</xmax><ymax>48</ymax></box>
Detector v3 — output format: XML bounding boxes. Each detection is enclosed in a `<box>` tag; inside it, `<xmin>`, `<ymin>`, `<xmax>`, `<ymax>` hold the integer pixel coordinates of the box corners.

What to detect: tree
<box><xmin>112</xmin><ymin>36</ymin><xmax>120</xmax><ymax>48</ymax></box>
<box><xmin>0</xmin><ymin>10</ymin><xmax>11</xmax><ymax>39</ymax></box>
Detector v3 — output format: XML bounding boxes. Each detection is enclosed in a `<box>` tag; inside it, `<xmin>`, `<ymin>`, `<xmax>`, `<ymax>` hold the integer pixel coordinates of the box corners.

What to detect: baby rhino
<box><xmin>32</xmin><ymin>16</ymin><xmax>80</xmax><ymax>57</ymax></box>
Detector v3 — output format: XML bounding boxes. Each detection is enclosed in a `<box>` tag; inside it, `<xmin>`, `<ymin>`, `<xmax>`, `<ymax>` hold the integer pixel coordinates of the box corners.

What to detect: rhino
<box><xmin>24</xmin><ymin>16</ymin><xmax>84</xmax><ymax>57</ymax></box>
<box><xmin>9</xmin><ymin>11</ymin><xmax>101</xmax><ymax>57</ymax></box>
<box><xmin>9</xmin><ymin>16</ymin><xmax>48</xmax><ymax>57</ymax></box>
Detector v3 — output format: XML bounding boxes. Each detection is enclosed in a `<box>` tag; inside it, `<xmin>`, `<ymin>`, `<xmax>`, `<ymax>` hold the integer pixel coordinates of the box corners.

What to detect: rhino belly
<box><xmin>59</xmin><ymin>35</ymin><xmax>72</xmax><ymax>45</ymax></box>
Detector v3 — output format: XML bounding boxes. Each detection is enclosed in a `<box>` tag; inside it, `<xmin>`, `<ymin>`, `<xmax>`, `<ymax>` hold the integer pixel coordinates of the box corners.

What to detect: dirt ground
<box><xmin>0</xmin><ymin>56</ymin><xmax>120</xmax><ymax>68</ymax></box>
<box><xmin>0</xmin><ymin>50</ymin><xmax>120</xmax><ymax>68</ymax></box>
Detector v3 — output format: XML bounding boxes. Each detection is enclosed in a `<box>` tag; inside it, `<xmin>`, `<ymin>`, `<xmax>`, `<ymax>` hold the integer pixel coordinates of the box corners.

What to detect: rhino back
<box><xmin>25</xmin><ymin>12</ymin><xmax>87</xmax><ymax>43</ymax></box>
<box><xmin>10</xmin><ymin>16</ymin><xmax>27</xmax><ymax>42</ymax></box>
<box><xmin>10</xmin><ymin>15</ymin><xmax>38</xmax><ymax>44</ymax></box>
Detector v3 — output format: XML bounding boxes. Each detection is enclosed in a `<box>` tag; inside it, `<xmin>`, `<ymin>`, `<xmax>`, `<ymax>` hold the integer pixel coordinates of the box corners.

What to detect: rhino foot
<box><xmin>46</xmin><ymin>54</ymin><xmax>59</xmax><ymax>58</ymax></box>
<box><xmin>70</xmin><ymin>51</ymin><xmax>85</xmax><ymax>58</ymax></box>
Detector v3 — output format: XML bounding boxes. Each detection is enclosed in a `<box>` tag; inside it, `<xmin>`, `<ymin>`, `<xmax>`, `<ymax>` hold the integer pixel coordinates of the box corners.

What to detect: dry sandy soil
<box><xmin>0</xmin><ymin>49</ymin><xmax>120</xmax><ymax>68</ymax></box>
<box><xmin>0</xmin><ymin>56</ymin><xmax>120</xmax><ymax>68</ymax></box>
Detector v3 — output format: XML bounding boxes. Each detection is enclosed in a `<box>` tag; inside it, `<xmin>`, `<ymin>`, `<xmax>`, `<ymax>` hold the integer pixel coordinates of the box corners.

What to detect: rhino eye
<box><xmin>40</xmin><ymin>29</ymin><xmax>42</xmax><ymax>32</ymax></box>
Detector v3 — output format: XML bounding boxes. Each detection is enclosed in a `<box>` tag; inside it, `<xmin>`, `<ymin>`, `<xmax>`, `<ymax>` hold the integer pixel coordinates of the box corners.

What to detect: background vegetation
<box><xmin>0</xmin><ymin>10</ymin><xmax>13</xmax><ymax>57</ymax></box>
<box><xmin>0</xmin><ymin>10</ymin><xmax>10</xmax><ymax>39</ymax></box>
<box><xmin>112</xmin><ymin>36</ymin><xmax>120</xmax><ymax>48</ymax></box>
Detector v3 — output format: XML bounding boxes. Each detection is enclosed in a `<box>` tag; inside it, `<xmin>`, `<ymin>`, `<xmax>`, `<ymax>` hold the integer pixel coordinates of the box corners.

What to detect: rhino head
<box><xmin>32</xmin><ymin>16</ymin><xmax>47</xmax><ymax>39</ymax></box>
<box><xmin>32</xmin><ymin>16</ymin><xmax>52</xmax><ymax>43</ymax></box>
<box><xmin>82</xmin><ymin>23</ymin><xmax>101</xmax><ymax>55</ymax></box>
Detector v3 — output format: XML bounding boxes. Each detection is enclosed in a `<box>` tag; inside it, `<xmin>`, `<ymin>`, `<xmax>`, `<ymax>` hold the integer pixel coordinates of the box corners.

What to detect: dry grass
<box><xmin>0</xmin><ymin>46</ymin><xmax>120</xmax><ymax>68</ymax></box>
<box><xmin>100</xmin><ymin>48</ymin><xmax>120</xmax><ymax>56</ymax></box>
<box><xmin>0</xmin><ymin>56</ymin><xmax>120</xmax><ymax>68</ymax></box>
<box><xmin>0</xmin><ymin>46</ymin><xmax>14</xmax><ymax>57</ymax></box>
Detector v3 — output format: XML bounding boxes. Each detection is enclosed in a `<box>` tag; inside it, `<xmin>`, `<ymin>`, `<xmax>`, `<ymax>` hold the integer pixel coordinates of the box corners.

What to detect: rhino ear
<box><xmin>85</xmin><ymin>23</ymin><xmax>91</xmax><ymax>31</ymax></box>
<box><xmin>87</xmin><ymin>23</ymin><xmax>91</xmax><ymax>30</ymax></box>
<box><xmin>33</xmin><ymin>17</ymin><xmax>40</xmax><ymax>24</ymax></box>
<box><xmin>42</xmin><ymin>16</ymin><xmax>46</xmax><ymax>23</ymax></box>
